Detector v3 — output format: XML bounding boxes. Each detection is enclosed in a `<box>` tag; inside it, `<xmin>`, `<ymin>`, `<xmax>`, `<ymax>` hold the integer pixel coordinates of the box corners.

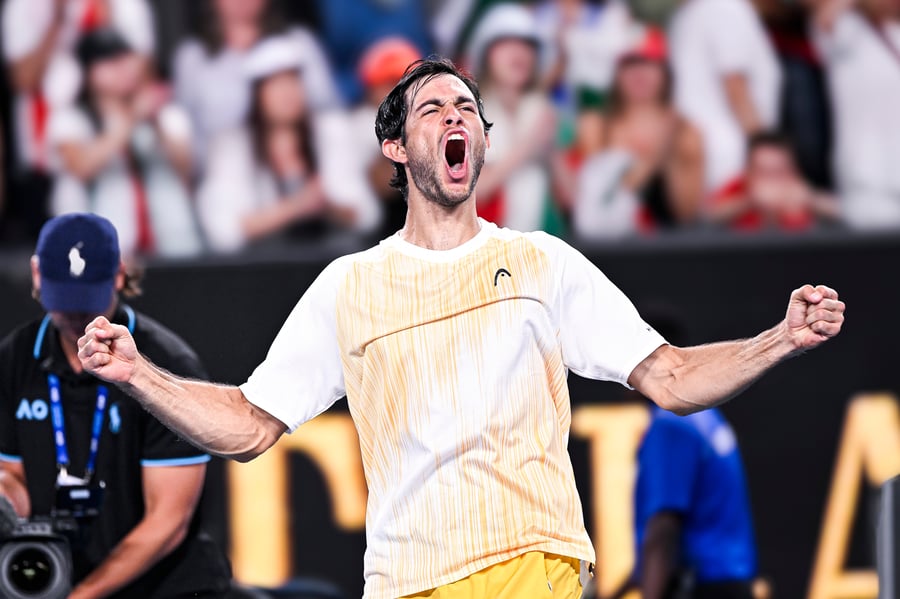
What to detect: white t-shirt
<box><xmin>240</xmin><ymin>220</ymin><xmax>666</xmax><ymax>599</ymax></box>
<box><xmin>47</xmin><ymin>105</ymin><xmax>201</xmax><ymax>257</ymax></box>
<box><xmin>2</xmin><ymin>0</ymin><xmax>154</xmax><ymax>169</ymax></box>
<box><xmin>172</xmin><ymin>28</ymin><xmax>341</xmax><ymax>168</ymax></box>
<box><xmin>814</xmin><ymin>11</ymin><xmax>900</xmax><ymax>229</ymax></box>
<box><xmin>669</xmin><ymin>0</ymin><xmax>782</xmax><ymax>192</ymax></box>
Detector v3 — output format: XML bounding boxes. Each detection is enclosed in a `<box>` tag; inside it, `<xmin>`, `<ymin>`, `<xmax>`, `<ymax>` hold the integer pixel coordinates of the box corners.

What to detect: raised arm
<box><xmin>77</xmin><ymin>317</ymin><xmax>286</xmax><ymax>462</ymax></box>
<box><xmin>629</xmin><ymin>284</ymin><xmax>845</xmax><ymax>414</ymax></box>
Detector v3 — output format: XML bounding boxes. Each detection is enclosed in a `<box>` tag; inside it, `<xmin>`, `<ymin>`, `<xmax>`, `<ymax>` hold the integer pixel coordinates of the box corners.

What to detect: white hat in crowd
<box><xmin>244</xmin><ymin>34</ymin><xmax>305</xmax><ymax>82</ymax></box>
<box><xmin>466</xmin><ymin>3</ymin><xmax>541</xmax><ymax>77</ymax></box>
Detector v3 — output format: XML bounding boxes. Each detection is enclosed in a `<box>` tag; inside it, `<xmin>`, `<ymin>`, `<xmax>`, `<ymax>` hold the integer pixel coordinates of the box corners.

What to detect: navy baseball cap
<box><xmin>36</xmin><ymin>213</ymin><xmax>121</xmax><ymax>313</ymax></box>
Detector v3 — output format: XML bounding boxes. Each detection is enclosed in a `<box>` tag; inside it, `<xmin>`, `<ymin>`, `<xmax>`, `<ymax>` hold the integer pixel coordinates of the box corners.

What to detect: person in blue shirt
<box><xmin>635</xmin><ymin>406</ymin><xmax>758</xmax><ymax>599</ymax></box>
<box><xmin>632</xmin><ymin>309</ymin><xmax>758</xmax><ymax>599</ymax></box>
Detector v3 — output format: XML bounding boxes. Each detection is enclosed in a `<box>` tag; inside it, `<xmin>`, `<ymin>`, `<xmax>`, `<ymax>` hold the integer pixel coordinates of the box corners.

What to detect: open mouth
<box><xmin>444</xmin><ymin>133</ymin><xmax>467</xmax><ymax>179</ymax></box>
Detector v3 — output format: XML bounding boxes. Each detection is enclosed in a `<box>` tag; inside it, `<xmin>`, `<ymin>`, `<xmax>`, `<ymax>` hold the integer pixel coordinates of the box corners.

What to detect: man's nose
<box><xmin>444</xmin><ymin>108</ymin><xmax>463</xmax><ymax>126</ymax></box>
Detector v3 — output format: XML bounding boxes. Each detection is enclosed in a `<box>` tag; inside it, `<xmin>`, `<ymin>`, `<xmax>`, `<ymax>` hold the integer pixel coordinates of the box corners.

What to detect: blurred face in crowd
<box><xmin>485</xmin><ymin>38</ymin><xmax>537</xmax><ymax>91</ymax></box>
<box><xmin>615</xmin><ymin>57</ymin><xmax>668</xmax><ymax>107</ymax></box>
<box><xmin>215</xmin><ymin>0</ymin><xmax>268</xmax><ymax>24</ymax></box>
<box><xmin>747</xmin><ymin>144</ymin><xmax>798</xmax><ymax>184</ymax></box>
<box><xmin>400</xmin><ymin>74</ymin><xmax>488</xmax><ymax>207</ymax></box>
<box><xmin>258</xmin><ymin>71</ymin><xmax>306</xmax><ymax>126</ymax></box>
<box><xmin>88</xmin><ymin>52</ymin><xmax>147</xmax><ymax>98</ymax></box>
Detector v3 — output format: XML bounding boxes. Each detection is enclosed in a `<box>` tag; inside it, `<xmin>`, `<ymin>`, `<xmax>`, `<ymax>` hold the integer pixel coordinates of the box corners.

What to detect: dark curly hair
<box><xmin>375</xmin><ymin>57</ymin><xmax>493</xmax><ymax>198</ymax></box>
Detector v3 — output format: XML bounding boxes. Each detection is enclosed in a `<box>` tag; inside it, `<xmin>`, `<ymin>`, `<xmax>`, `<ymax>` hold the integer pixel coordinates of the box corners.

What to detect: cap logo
<box><xmin>68</xmin><ymin>243</ymin><xmax>86</xmax><ymax>278</ymax></box>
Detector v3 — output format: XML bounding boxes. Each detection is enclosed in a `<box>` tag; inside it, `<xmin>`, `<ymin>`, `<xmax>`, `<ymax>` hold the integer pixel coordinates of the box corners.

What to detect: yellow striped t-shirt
<box><xmin>241</xmin><ymin>220</ymin><xmax>666</xmax><ymax>599</ymax></box>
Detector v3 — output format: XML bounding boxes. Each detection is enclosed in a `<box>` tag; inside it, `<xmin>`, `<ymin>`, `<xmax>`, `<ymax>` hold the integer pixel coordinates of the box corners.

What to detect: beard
<box><xmin>406</xmin><ymin>136</ymin><xmax>486</xmax><ymax>208</ymax></box>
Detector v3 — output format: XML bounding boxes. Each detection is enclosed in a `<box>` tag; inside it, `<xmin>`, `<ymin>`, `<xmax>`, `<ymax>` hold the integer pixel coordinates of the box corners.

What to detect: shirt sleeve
<box><xmin>535</xmin><ymin>232</ymin><xmax>666</xmax><ymax>385</ymax></box>
<box><xmin>239</xmin><ymin>257</ymin><xmax>349</xmax><ymax>432</ymax></box>
<box><xmin>636</xmin><ymin>417</ymin><xmax>703</xmax><ymax>517</ymax></box>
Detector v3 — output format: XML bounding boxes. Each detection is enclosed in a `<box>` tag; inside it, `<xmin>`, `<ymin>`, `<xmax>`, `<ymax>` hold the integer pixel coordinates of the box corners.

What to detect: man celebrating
<box><xmin>0</xmin><ymin>213</ymin><xmax>231</xmax><ymax>598</ymax></box>
<box><xmin>78</xmin><ymin>58</ymin><xmax>845</xmax><ymax>599</ymax></box>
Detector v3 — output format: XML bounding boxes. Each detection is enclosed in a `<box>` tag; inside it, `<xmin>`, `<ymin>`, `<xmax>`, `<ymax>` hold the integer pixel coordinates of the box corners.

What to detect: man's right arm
<box><xmin>78</xmin><ymin>317</ymin><xmax>286</xmax><ymax>462</ymax></box>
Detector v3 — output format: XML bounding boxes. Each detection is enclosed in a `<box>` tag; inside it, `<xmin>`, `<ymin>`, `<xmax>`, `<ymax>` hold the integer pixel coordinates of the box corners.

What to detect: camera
<box><xmin>0</xmin><ymin>515</ymin><xmax>73</xmax><ymax>599</ymax></box>
<box><xmin>0</xmin><ymin>483</ymin><xmax>104</xmax><ymax>599</ymax></box>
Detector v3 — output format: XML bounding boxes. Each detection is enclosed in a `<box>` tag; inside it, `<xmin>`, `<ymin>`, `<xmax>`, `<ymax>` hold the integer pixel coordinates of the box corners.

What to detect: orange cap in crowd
<box><xmin>358</xmin><ymin>37</ymin><xmax>422</xmax><ymax>88</ymax></box>
<box><xmin>622</xmin><ymin>27</ymin><xmax>667</xmax><ymax>62</ymax></box>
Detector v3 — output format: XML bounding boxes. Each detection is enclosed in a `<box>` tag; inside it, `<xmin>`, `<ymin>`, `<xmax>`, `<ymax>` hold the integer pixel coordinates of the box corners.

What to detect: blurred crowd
<box><xmin>0</xmin><ymin>0</ymin><xmax>898</xmax><ymax>259</ymax></box>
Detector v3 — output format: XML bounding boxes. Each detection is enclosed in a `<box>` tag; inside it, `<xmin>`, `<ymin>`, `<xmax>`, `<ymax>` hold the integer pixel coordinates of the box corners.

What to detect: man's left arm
<box><xmin>68</xmin><ymin>463</ymin><xmax>206</xmax><ymax>599</ymax></box>
<box><xmin>629</xmin><ymin>285</ymin><xmax>845</xmax><ymax>415</ymax></box>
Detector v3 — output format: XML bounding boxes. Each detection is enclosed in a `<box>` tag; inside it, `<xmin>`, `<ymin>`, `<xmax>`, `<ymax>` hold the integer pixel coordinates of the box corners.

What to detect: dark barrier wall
<box><xmin>1</xmin><ymin>232</ymin><xmax>897</xmax><ymax>598</ymax></box>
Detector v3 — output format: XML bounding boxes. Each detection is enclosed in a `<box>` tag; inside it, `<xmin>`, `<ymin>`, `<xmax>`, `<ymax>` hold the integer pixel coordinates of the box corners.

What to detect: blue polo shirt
<box><xmin>634</xmin><ymin>406</ymin><xmax>758</xmax><ymax>582</ymax></box>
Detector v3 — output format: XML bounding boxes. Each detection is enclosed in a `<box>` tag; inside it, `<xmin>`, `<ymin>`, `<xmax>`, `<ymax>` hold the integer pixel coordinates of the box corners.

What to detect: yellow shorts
<box><xmin>401</xmin><ymin>552</ymin><xmax>583</xmax><ymax>599</ymax></box>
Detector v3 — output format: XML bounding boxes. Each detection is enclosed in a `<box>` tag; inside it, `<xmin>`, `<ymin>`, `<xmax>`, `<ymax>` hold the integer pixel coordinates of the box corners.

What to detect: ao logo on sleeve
<box><xmin>16</xmin><ymin>398</ymin><xmax>49</xmax><ymax>421</ymax></box>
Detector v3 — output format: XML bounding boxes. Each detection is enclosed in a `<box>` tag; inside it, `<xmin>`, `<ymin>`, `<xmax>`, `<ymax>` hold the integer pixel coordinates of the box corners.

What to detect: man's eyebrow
<box><xmin>414</xmin><ymin>95</ymin><xmax>476</xmax><ymax>113</ymax></box>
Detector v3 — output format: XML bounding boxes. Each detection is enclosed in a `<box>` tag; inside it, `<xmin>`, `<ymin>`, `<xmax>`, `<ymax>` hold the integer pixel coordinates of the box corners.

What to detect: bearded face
<box><xmin>399</xmin><ymin>75</ymin><xmax>489</xmax><ymax>208</ymax></box>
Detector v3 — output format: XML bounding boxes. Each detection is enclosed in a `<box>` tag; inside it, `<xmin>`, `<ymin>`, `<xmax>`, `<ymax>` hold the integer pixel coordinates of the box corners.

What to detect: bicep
<box><xmin>141</xmin><ymin>463</ymin><xmax>205</xmax><ymax>520</ymax></box>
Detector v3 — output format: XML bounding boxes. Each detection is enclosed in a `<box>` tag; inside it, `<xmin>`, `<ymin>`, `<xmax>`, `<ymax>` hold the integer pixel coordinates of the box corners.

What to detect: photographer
<box><xmin>0</xmin><ymin>213</ymin><xmax>231</xmax><ymax>598</ymax></box>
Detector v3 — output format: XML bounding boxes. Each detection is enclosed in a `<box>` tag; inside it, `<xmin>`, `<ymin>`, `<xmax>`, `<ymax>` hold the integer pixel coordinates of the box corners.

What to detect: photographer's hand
<box><xmin>0</xmin><ymin>463</ymin><xmax>30</xmax><ymax>519</ymax></box>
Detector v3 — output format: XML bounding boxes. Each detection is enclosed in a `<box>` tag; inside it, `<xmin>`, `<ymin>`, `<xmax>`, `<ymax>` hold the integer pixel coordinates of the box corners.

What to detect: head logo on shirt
<box><xmin>493</xmin><ymin>268</ymin><xmax>511</xmax><ymax>286</ymax></box>
<box><xmin>68</xmin><ymin>243</ymin><xmax>86</xmax><ymax>278</ymax></box>
<box><xmin>108</xmin><ymin>403</ymin><xmax>121</xmax><ymax>434</ymax></box>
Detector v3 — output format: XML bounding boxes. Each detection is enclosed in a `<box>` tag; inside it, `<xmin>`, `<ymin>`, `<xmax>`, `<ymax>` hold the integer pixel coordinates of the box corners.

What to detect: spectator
<box><xmin>467</xmin><ymin>3</ymin><xmax>565</xmax><ymax>233</ymax></box>
<box><xmin>172</xmin><ymin>0</ymin><xmax>340</xmax><ymax>168</ymax></box>
<box><xmin>709</xmin><ymin>131</ymin><xmax>839</xmax><ymax>231</ymax></box>
<box><xmin>1</xmin><ymin>0</ymin><xmax>155</xmax><ymax>241</ymax></box>
<box><xmin>756</xmin><ymin>0</ymin><xmax>833</xmax><ymax>190</ymax></box>
<box><xmin>534</xmin><ymin>0</ymin><xmax>639</xmax><ymax>115</ymax></box>
<box><xmin>196</xmin><ymin>36</ymin><xmax>377</xmax><ymax>253</ymax></box>
<box><xmin>668</xmin><ymin>0</ymin><xmax>782</xmax><ymax>198</ymax></box>
<box><xmin>812</xmin><ymin>0</ymin><xmax>900</xmax><ymax>230</ymax></box>
<box><xmin>352</xmin><ymin>37</ymin><xmax>423</xmax><ymax>238</ymax></box>
<box><xmin>571</xmin><ymin>29</ymin><xmax>704</xmax><ymax>239</ymax></box>
<box><xmin>47</xmin><ymin>28</ymin><xmax>201</xmax><ymax>258</ymax></box>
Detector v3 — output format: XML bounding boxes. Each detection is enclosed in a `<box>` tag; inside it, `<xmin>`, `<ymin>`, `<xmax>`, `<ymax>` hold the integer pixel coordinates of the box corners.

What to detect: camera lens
<box><xmin>7</xmin><ymin>548</ymin><xmax>52</xmax><ymax>593</ymax></box>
